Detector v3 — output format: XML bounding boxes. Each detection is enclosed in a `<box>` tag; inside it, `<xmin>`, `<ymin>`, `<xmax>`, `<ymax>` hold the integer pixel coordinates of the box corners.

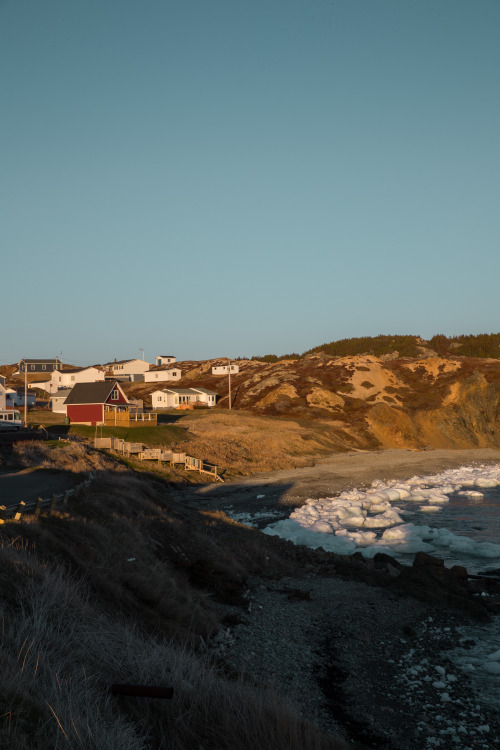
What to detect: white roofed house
<box><xmin>151</xmin><ymin>387</ymin><xmax>217</xmax><ymax>410</ymax></box>
<box><xmin>191</xmin><ymin>388</ymin><xmax>217</xmax><ymax>406</ymax></box>
<box><xmin>144</xmin><ymin>367</ymin><xmax>182</xmax><ymax>383</ymax></box>
<box><xmin>155</xmin><ymin>355</ymin><xmax>176</xmax><ymax>366</ymax></box>
<box><xmin>30</xmin><ymin>380</ymin><xmax>59</xmax><ymax>395</ymax></box>
<box><xmin>52</xmin><ymin>366</ymin><xmax>105</xmax><ymax>388</ymax></box>
<box><xmin>212</xmin><ymin>364</ymin><xmax>239</xmax><ymax>375</ymax></box>
<box><xmin>104</xmin><ymin>358</ymin><xmax>151</xmax><ymax>381</ymax></box>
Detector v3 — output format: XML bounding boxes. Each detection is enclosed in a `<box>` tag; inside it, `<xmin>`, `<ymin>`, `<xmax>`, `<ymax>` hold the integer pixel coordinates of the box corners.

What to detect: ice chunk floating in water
<box><xmin>263</xmin><ymin>464</ymin><xmax>500</xmax><ymax>573</ymax></box>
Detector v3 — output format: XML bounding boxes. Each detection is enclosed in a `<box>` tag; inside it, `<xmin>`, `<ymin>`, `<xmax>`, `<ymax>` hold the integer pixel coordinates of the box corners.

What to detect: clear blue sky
<box><xmin>2</xmin><ymin>0</ymin><xmax>499</xmax><ymax>366</ymax></box>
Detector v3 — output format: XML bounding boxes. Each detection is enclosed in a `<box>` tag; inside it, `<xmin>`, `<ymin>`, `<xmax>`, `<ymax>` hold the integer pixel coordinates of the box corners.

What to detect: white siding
<box><xmin>107</xmin><ymin>359</ymin><xmax>151</xmax><ymax>376</ymax></box>
<box><xmin>52</xmin><ymin>367</ymin><xmax>105</xmax><ymax>387</ymax></box>
<box><xmin>144</xmin><ymin>369</ymin><xmax>182</xmax><ymax>383</ymax></box>
<box><xmin>51</xmin><ymin>396</ymin><xmax>68</xmax><ymax>415</ymax></box>
<box><xmin>212</xmin><ymin>365</ymin><xmax>239</xmax><ymax>375</ymax></box>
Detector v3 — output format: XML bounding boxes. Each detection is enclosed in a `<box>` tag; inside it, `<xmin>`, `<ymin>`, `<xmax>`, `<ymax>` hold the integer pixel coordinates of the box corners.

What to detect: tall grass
<box><xmin>0</xmin><ymin>507</ymin><xmax>350</xmax><ymax>749</ymax></box>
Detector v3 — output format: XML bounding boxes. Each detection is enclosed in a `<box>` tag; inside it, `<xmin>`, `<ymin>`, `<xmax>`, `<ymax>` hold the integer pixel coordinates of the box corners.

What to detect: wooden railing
<box><xmin>103</xmin><ymin>411</ymin><xmax>157</xmax><ymax>427</ymax></box>
<box><xmin>0</xmin><ymin>473</ymin><xmax>94</xmax><ymax>523</ymax></box>
<box><xmin>94</xmin><ymin>438</ymin><xmax>222</xmax><ymax>481</ymax></box>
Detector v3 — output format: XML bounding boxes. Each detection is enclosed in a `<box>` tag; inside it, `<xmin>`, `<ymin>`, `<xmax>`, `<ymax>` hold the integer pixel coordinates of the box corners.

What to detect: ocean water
<box><xmin>263</xmin><ymin>464</ymin><xmax>500</xmax><ymax>575</ymax></box>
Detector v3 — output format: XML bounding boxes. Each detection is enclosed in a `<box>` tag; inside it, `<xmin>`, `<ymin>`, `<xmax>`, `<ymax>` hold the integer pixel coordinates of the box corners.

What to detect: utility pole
<box><xmin>228</xmin><ymin>360</ymin><xmax>231</xmax><ymax>410</ymax></box>
<box><xmin>140</xmin><ymin>348</ymin><xmax>145</xmax><ymax>361</ymax></box>
<box><xmin>24</xmin><ymin>360</ymin><xmax>28</xmax><ymax>427</ymax></box>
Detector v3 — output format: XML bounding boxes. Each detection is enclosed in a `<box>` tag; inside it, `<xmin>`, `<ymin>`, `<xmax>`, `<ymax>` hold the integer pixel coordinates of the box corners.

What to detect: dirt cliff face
<box><xmin>123</xmin><ymin>354</ymin><xmax>500</xmax><ymax>452</ymax></box>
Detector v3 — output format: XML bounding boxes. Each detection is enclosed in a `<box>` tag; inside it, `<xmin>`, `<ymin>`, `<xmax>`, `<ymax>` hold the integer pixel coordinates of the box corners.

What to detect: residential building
<box><xmin>155</xmin><ymin>355</ymin><xmax>176</xmax><ymax>366</ymax></box>
<box><xmin>103</xmin><ymin>358</ymin><xmax>151</xmax><ymax>381</ymax></box>
<box><xmin>52</xmin><ymin>366</ymin><xmax>105</xmax><ymax>388</ymax></box>
<box><xmin>64</xmin><ymin>381</ymin><xmax>129</xmax><ymax>425</ymax></box>
<box><xmin>18</xmin><ymin>358</ymin><xmax>62</xmax><ymax>374</ymax></box>
<box><xmin>212</xmin><ymin>364</ymin><xmax>239</xmax><ymax>375</ymax></box>
<box><xmin>151</xmin><ymin>387</ymin><xmax>216</xmax><ymax>409</ymax></box>
<box><xmin>30</xmin><ymin>380</ymin><xmax>59</xmax><ymax>395</ymax></box>
<box><xmin>7</xmin><ymin>388</ymin><xmax>36</xmax><ymax>407</ymax></box>
<box><xmin>144</xmin><ymin>368</ymin><xmax>182</xmax><ymax>383</ymax></box>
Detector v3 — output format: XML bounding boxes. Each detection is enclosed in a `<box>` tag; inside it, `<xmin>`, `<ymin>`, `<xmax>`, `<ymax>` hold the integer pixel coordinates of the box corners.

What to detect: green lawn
<box><xmin>28</xmin><ymin>409</ymin><xmax>191</xmax><ymax>447</ymax></box>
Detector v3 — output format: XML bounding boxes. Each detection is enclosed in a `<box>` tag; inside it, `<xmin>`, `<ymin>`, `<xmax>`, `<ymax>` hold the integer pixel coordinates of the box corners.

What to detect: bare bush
<box><xmin>13</xmin><ymin>441</ymin><xmax>125</xmax><ymax>473</ymax></box>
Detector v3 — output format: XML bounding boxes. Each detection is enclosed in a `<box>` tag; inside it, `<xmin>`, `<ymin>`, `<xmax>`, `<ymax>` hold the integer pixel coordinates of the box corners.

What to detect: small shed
<box><xmin>50</xmin><ymin>388</ymin><xmax>72</xmax><ymax>415</ymax></box>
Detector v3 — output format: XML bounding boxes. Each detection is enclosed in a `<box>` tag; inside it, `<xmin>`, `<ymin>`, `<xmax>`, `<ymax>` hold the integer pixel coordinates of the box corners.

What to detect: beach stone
<box><xmin>413</xmin><ymin>552</ymin><xmax>445</xmax><ymax>568</ymax></box>
<box><xmin>393</xmin><ymin>559</ymin><xmax>490</xmax><ymax>621</ymax></box>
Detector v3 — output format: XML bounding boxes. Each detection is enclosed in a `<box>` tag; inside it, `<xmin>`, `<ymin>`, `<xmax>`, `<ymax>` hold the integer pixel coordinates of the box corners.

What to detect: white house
<box><xmin>50</xmin><ymin>388</ymin><xmax>72</xmax><ymax>415</ymax></box>
<box><xmin>191</xmin><ymin>388</ymin><xmax>217</xmax><ymax>406</ymax></box>
<box><xmin>155</xmin><ymin>355</ymin><xmax>176</xmax><ymax>366</ymax></box>
<box><xmin>212</xmin><ymin>364</ymin><xmax>239</xmax><ymax>375</ymax></box>
<box><xmin>144</xmin><ymin>368</ymin><xmax>182</xmax><ymax>383</ymax></box>
<box><xmin>30</xmin><ymin>380</ymin><xmax>59</xmax><ymax>395</ymax></box>
<box><xmin>0</xmin><ymin>375</ymin><xmax>6</xmax><ymax>410</ymax></box>
<box><xmin>52</xmin><ymin>366</ymin><xmax>105</xmax><ymax>388</ymax></box>
<box><xmin>104</xmin><ymin>358</ymin><xmax>151</xmax><ymax>381</ymax></box>
<box><xmin>151</xmin><ymin>388</ymin><xmax>217</xmax><ymax>409</ymax></box>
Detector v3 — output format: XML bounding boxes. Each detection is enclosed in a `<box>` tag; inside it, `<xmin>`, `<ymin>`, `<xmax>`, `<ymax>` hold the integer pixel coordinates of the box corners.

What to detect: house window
<box><xmin>111</xmin><ymin>390</ymin><xmax>119</xmax><ymax>401</ymax></box>
<box><xmin>31</xmin><ymin>365</ymin><xmax>35</xmax><ymax>370</ymax></box>
<box><xmin>42</xmin><ymin>365</ymin><xmax>46</xmax><ymax>370</ymax></box>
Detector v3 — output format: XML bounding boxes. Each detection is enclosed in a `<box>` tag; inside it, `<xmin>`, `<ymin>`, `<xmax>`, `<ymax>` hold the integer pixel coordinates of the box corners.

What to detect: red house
<box><xmin>64</xmin><ymin>381</ymin><xmax>129</xmax><ymax>425</ymax></box>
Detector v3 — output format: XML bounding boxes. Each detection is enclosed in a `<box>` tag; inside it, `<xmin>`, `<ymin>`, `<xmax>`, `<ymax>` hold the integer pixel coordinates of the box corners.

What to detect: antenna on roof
<box><xmin>140</xmin><ymin>348</ymin><xmax>145</xmax><ymax>361</ymax></box>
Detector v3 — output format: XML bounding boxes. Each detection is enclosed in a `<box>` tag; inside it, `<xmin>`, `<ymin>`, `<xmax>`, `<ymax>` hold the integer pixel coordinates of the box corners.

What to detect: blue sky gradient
<box><xmin>2</xmin><ymin>0</ymin><xmax>499</xmax><ymax>365</ymax></box>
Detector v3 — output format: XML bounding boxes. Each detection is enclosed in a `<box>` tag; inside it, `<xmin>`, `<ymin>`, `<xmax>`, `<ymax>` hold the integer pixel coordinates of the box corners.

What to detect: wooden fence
<box><xmin>94</xmin><ymin>438</ymin><xmax>222</xmax><ymax>481</ymax></box>
<box><xmin>0</xmin><ymin>472</ymin><xmax>94</xmax><ymax>523</ymax></box>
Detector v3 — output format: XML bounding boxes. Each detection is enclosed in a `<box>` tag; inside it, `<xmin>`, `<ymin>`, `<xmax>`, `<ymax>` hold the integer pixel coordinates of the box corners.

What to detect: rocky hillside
<box><xmin>124</xmin><ymin>353</ymin><xmax>500</xmax><ymax>451</ymax></box>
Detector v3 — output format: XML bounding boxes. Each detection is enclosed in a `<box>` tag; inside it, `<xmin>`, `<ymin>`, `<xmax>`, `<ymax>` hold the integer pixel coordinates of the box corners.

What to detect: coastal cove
<box><xmin>177</xmin><ymin>448</ymin><xmax>500</xmax><ymax>748</ymax></box>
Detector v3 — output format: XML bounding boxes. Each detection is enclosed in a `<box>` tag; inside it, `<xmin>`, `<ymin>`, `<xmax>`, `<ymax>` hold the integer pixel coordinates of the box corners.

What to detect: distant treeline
<box><xmin>243</xmin><ymin>333</ymin><xmax>500</xmax><ymax>361</ymax></box>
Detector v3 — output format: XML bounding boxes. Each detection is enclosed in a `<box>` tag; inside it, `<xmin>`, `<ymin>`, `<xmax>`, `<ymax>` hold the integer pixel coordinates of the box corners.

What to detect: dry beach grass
<box><xmin>0</xmin><ymin>461</ymin><xmax>352</xmax><ymax>750</ymax></box>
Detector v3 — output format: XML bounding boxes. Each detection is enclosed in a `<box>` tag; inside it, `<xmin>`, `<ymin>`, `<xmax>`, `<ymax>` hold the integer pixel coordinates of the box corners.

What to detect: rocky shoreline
<box><xmin>216</xmin><ymin>563</ymin><xmax>500</xmax><ymax>749</ymax></box>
